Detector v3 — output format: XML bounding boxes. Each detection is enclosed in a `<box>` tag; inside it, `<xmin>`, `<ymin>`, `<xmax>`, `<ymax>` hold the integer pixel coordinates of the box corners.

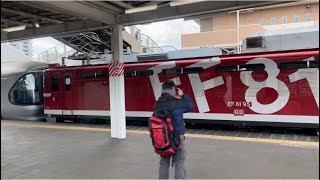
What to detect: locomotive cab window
<box><xmin>9</xmin><ymin>73</ymin><xmax>44</xmax><ymax>105</ymax></box>
<box><xmin>214</xmin><ymin>64</ymin><xmax>265</xmax><ymax>72</ymax></box>
<box><xmin>278</xmin><ymin>61</ymin><xmax>319</xmax><ymax>69</ymax></box>
<box><xmin>162</xmin><ymin>67</ymin><xmax>204</xmax><ymax>75</ymax></box>
<box><xmin>51</xmin><ymin>76</ymin><xmax>59</xmax><ymax>91</ymax></box>
<box><xmin>65</xmin><ymin>76</ymin><xmax>71</xmax><ymax>91</ymax></box>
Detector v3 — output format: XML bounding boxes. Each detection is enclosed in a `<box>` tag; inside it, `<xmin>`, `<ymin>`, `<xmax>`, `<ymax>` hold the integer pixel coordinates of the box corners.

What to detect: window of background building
<box><xmin>282</xmin><ymin>16</ymin><xmax>288</xmax><ymax>24</ymax></box>
<box><xmin>259</xmin><ymin>18</ymin><xmax>265</xmax><ymax>26</ymax></box>
<box><xmin>271</xmin><ymin>17</ymin><xmax>277</xmax><ymax>25</ymax></box>
<box><xmin>293</xmin><ymin>15</ymin><xmax>299</xmax><ymax>23</ymax></box>
<box><xmin>199</xmin><ymin>17</ymin><xmax>213</xmax><ymax>32</ymax></box>
<box><xmin>306</xmin><ymin>13</ymin><xmax>312</xmax><ymax>22</ymax></box>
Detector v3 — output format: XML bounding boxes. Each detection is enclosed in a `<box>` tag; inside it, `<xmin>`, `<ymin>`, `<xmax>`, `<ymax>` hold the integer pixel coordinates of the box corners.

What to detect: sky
<box><xmin>32</xmin><ymin>37</ymin><xmax>61</xmax><ymax>59</ymax></box>
<box><xmin>135</xmin><ymin>19</ymin><xmax>200</xmax><ymax>50</ymax></box>
<box><xmin>30</xmin><ymin>18</ymin><xmax>200</xmax><ymax>59</ymax></box>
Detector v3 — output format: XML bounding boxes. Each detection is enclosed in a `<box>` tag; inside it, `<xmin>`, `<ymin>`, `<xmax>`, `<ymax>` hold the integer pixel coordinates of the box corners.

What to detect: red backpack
<box><xmin>148</xmin><ymin>112</ymin><xmax>181</xmax><ymax>156</ymax></box>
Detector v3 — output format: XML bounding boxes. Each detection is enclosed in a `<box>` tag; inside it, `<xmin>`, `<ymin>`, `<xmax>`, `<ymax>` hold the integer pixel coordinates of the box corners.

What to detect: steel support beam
<box><xmin>1</xmin><ymin>1</ymin><xmax>293</xmax><ymax>42</ymax></box>
<box><xmin>1</xmin><ymin>20</ymin><xmax>107</xmax><ymax>42</ymax></box>
<box><xmin>120</xmin><ymin>1</ymin><xmax>292</xmax><ymax>25</ymax></box>
<box><xmin>109</xmin><ymin>24</ymin><xmax>126</xmax><ymax>139</ymax></box>
<box><xmin>134</xmin><ymin>1</ymin><xmax>163</xmax><ymax>7</ymax></box>
<box><xmin>17</xmin><ymin>1</ymin><xmax>85</xmax><ymax>20</ymax></box>
<box><xmin>1</xmin><ymin>17</ymin><xmax>34</xmax><ymax>27</ymax></box>
<box><xmin>34</xmin><ymin>1</ymin><xmax>117</xmax><ymax>25</ymax></box>
<box><xmin>110</xmin><ymin>1</ymin><xmax>134</xmax><ymax>9</ymax></box>
<box><xmin>1</xmin><ymin>7</ymin><xmax>63</xmax><ymax>24</ymax></box>
<box><xmin>80</xmin><ymin>1</ymin><xmax>123</xmax><ymax>14</ymax></box>
<box><xmin>1</xmin><ymin>30</ymin><xmax>8</xmax><ymax>41</ymax></box>
<box><xmin>90</xmin><ymin>1</ymin><xmax>124</xmax><ymax>13</ymax></box>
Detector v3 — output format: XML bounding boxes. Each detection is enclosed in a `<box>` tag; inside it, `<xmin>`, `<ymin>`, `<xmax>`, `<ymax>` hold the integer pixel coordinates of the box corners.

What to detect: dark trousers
<box><xmin>159</xmin><ymin>135</ymin><xmax>186</xmax><ymax>179</ymax></box>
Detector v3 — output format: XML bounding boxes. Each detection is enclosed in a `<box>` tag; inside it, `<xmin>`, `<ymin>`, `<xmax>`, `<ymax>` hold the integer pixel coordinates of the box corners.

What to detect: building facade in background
<box><xmin>1</xmin><ymin>41</ymin><xmax>33</xmax><ymax>62</ymax></box>
<box><xmin>181</xmin><ymin>1</ymin><xmax>319</xmax><ymax>51</ymax></box>
<box><xmin>8</xmin><ymin>40</ymin><xmax>33</xmax><ymax>57</ymax></box>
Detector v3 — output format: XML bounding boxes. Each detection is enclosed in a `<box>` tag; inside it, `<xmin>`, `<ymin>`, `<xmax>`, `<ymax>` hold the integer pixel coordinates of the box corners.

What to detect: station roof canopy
<box><xmin>1</xmin><ymin>1</ymin><xmax>295</xmax><ymax>42</ymax></box>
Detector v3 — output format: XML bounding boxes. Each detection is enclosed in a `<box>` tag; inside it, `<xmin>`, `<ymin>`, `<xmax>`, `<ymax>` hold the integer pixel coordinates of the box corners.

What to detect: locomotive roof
<box><xmin>45</xmin><ymin>48</ymin><xmax>318</xmax><ymax>73</ymax></box>
<box><xmin>242</xmin><ymin>26</ymin><xmax>319</xmax><ymax>53</ymax></box>
<box><xmin>103</xmin><ymin>47</ymin><xmax>223</xmax><ymax>63</ymax></box>
<box><xmin>1</xmin><ymin>61</ymin><xmax>48</xmax><ymax>78</ymax></box>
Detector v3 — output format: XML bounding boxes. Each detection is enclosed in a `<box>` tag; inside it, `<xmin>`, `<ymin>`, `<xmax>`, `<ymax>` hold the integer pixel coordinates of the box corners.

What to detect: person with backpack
<box><xmin>149</xmin><ymin>80</ymin><xmax>194</xmax><ymax>179</ymax></box>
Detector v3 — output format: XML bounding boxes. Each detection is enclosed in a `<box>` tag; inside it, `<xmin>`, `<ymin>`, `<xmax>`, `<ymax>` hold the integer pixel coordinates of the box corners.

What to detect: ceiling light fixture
<box><xmin>170</xmin><ymin>0</ymin><xmax>206</xmax><ymax>7</ymax></box>
<box><xmin>2</xmin><ymin>25</ymin><xmax>26</xmax><ymax>32</ymax></box>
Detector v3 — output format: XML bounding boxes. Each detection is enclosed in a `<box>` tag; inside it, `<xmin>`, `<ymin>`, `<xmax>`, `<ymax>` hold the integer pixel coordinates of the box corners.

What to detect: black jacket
<box><xmin>154</xmin><ymin>93</ymin><xmax>194</xmax><ymax>135</ymax></box>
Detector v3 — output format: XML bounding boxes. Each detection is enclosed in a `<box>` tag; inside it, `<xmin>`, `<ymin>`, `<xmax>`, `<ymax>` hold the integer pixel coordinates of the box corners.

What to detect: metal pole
<box><xmin>64</xmin><ymin>44</ymin><xmax>67</xmax><ymax>54</ymax></box>
<box><xmin>86</xmin><ymin>54</ymin><xmax>90</xmax><ymax>65</ymax></box>
<box><xmin>109</xmin><ymin>24</ymin><xmax>126</xmax><ymax>139</ymax></box>
<box><xmin>62</xmin><ymin>57</ymin><xmax>65</xmax><ymax>66</ymax></box>
<box><xmin>237</xmin><ymin>10</ymin><xmax>240</xmax><ymax>44</ymax></box>
<box><xmin>55</xmin><ymin>46</ymin><xmax>58</xmax><ymax>60</ymax></box>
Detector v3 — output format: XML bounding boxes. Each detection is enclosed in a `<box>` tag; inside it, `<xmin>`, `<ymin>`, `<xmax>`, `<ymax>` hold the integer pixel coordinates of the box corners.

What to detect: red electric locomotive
<box><xmin>43</xmin><ymin>27</ymin><xmax>319</xmax><ymax>130</ymax></box>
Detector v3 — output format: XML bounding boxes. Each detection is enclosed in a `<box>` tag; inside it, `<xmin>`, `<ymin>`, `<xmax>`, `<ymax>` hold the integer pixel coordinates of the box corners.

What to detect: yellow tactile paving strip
<box><xmin>2</xmin><ymin>121</ymin><xmax>319</xmax><ymax>147</ymax></box>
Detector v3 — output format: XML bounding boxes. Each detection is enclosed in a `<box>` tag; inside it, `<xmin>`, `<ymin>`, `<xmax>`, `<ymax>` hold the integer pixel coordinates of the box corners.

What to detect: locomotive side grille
<box><xmin>246</xmin><ymin>36</ymin><xmax>264</xmax><ymax>49</ymax></box>
<box><xmin>278</xmin><ymin>61</ymin><xmax>319</xmax><ymax>69</ymax></box>
<box><xmin>214</xmin><ymin>63</ymin><xmax>265</xmax><ymax>72</ymax></box>
<box><xmin>162</xmin><ymin>67</ymin><xmax>204</xmax><ymax>75</ymax></box>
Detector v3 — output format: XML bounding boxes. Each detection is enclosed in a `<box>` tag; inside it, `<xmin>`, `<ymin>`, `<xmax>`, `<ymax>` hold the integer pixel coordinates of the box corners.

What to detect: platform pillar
<box><xmin>109</xmin><ymin>24</ymin><xmax>126</xmax><ymax>139</ymax></box>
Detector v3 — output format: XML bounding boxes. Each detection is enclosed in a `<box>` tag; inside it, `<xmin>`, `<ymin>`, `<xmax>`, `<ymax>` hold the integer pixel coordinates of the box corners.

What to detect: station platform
<box><xmin>1</xmin><ymin>120</ymin><xmax>319</xmax><ymax>179</ymax></box>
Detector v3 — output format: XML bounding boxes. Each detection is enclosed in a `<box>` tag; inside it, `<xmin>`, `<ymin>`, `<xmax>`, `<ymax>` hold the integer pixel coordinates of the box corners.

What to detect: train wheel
<box><xmin>56</xmin><ymin>117</ymin><xmax>64</xmax><ymax>123</ymax></box>
<box><xmin>185</xmin><ymin>122</ymin><xmax>196</xmax><ymax>128</ymax></box>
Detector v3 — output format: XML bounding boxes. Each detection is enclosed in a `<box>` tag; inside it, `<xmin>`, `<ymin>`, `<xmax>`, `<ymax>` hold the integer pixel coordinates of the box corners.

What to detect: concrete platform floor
<box><xmin>1</xmin><ymin>120</ymin><xmax>319</xmax><ymax>179</ymax></box>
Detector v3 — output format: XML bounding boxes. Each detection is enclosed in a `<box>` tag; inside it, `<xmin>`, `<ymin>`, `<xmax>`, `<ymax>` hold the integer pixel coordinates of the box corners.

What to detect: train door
<box><xmin>47</xmin><ymin>72</ymin><xmax>63</xmax><ymax>112</ymax></box>
<box><xmin>62</xmin><ymin>73</ymin><xmax>73</xmax><ymax>115</ymax></box>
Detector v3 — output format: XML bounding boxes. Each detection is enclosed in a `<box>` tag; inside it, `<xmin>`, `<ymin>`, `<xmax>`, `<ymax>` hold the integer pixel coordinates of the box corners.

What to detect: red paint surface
<box><xmin>43</xmin><ymin>49</ymin><xmax>319</xmax><ymax>117</ymax></box>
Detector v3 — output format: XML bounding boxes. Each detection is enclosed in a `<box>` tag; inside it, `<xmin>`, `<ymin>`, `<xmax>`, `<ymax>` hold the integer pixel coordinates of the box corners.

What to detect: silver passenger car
<box><xmin>1</xmin><ymin>61</ymin><xmax>48</xmax><ymax>120</ymax></box>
